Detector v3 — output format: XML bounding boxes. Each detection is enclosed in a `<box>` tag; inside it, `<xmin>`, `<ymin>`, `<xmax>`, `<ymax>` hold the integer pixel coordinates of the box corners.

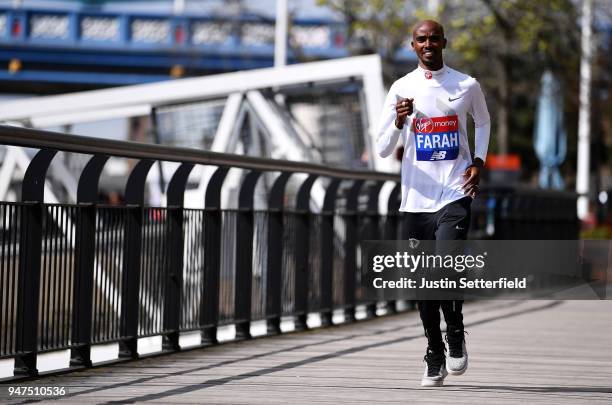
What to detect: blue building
<box><xmin>0</xmin><ymin>0</ymin><xmax>415</xmax><ymax>94</ymax></box>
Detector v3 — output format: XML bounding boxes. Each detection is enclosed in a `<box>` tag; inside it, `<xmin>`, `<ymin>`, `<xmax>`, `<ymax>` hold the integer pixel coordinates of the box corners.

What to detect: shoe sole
<box><xmin>421</xmin><ymin>379</ymin><xmax>444</xmax><ymax>387</ymax></box>
<box><xmin>447</xmin><ymin>361</ymin><xmax>468</xmax><ymax>376</ymax></box>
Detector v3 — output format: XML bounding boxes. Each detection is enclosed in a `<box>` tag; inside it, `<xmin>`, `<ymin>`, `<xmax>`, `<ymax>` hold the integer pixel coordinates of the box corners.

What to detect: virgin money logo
<box><xmin>414</xmin><ymin>117</ymin><xmax>434</xmax><ymax>133</ymax></box>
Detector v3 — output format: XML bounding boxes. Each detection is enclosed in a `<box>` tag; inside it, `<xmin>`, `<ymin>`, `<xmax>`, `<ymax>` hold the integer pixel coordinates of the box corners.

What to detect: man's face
<box><xmin>411</xmin><ymin>22</ymin><xmax>446</xmax><ymax>69</ymax></box>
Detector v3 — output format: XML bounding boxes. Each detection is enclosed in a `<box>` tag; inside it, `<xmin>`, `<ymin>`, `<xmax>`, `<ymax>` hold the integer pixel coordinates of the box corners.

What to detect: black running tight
<box><xmin>401</xmin><ymin>197</ymin><xmax>471</xmax><ymax>352</ymax></box>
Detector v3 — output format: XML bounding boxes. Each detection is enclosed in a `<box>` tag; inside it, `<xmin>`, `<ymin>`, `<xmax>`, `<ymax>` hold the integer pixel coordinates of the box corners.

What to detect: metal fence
<box><xmin>0</xmin><ymin>125</ymin><xmax>579</xmax><ymax>379</ymax></box>
<box><xmin>0</xmin><ymin>125</ymin><xmax>405</xmax><ymax>378</ymax></box>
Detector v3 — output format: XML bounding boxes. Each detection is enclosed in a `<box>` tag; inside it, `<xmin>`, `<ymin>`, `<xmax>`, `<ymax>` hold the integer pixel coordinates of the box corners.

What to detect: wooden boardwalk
<box><xmin>6</xmin><ymin>300</ymin><xmax>612</xmax><ymax>404</ymax></box>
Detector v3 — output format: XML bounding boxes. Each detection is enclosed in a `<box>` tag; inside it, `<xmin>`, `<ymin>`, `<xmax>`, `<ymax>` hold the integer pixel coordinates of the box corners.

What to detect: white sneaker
<box><xmin>421</xmin><ymin>349</ymin><xmax>448</xmax><ymax>387</ymax></box>
<box><xmin>446</xmin><ymin>330</ymin><xmax>468</xmax><ymax>375</ymax></box>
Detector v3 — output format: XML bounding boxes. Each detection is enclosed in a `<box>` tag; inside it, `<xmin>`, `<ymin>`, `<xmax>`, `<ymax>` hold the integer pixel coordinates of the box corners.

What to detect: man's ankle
<box><xmin>427</xmin><ymin>345</ymin><xmax>445</xmax><ymax>355</ymax></box>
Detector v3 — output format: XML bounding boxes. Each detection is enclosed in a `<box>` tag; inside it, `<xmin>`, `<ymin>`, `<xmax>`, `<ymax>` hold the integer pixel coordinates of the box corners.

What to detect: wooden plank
<box><xmin>9</xmin><ymin>301</ymin><xmax>612</xmax><ymax>404</ymax></box>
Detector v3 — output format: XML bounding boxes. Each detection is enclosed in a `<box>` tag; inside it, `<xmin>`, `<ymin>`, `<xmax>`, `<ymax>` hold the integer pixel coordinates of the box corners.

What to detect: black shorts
<box><xmin>400</xmin><ymin>196</ymin><xmax>472</xmax><ymax>241</ymax></box>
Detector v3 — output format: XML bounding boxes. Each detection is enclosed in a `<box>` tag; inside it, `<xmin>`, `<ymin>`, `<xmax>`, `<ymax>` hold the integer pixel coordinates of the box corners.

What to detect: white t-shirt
<box><xmin>376</xmin><ymin>64</ymin><xmax>491</xmax><ymax>212</ymax></box>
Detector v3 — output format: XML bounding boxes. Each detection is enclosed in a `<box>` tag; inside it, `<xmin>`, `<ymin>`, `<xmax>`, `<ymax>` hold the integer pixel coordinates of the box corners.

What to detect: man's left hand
<box><xmin>462</xmin><ymin>158</ymin><xmax>484</xmax><ymax>198</ymax></box>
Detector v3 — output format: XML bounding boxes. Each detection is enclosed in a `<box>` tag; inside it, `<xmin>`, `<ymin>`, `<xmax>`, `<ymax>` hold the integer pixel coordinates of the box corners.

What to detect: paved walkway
<box><xmin>6</xmin><ymin>300</ymin><xmax>612</xmax><ymax>404</ymax></box>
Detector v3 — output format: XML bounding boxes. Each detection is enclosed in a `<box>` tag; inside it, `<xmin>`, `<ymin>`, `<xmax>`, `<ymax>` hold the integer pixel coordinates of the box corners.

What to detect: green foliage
<box><xmin>581</xmin><ymin>226</ymin><xmax>612</xmax><ymax>240</ymax></box>
<box><xmin>444</xmin><ymin>0</ymin><xmax>581</xmax><ymax>174</ymax></box>
<box><xmin>447</xmin><ymin>0</ymin><xmax>579</xmax><ymax>78</ymax></box>
<box><xmin>316</xmin><ymin>0</ymin><xmax>429</xmax><ymax>82</ymax></box>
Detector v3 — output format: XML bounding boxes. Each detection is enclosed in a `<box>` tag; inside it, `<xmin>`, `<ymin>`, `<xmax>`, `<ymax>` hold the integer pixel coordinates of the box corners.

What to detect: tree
<box><xmin>445</xmin><ymin>0</ymin><xmax>580</xmax><ymax>156</ymax></box>
<box><xmin>316</xmin><ymin>0</ymin><xmax>431</xmax><ymax>82</ymax></box>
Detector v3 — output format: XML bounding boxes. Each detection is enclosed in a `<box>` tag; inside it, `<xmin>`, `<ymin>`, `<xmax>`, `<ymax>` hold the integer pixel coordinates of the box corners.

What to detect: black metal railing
<box><xmin>0</xmin><ymin>125</ymin><xmax>404</xmax><ymax>378</ymax></box>
<box><xmin>469</xmin><ymin>185</ymin><xmax>580</xmax><ymax>240</ymax></box>
<box><xmin>0</xmin><ymin>125</ymin><xmax>579</xmax><ymax>379</ymax></box>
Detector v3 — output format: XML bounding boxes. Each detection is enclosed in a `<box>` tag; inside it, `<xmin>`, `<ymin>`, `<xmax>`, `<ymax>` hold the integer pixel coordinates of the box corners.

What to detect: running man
<box><xmin>376</xmin><ymin>20</ymin><xmax>491</xmax><ymax>387</ymax></box>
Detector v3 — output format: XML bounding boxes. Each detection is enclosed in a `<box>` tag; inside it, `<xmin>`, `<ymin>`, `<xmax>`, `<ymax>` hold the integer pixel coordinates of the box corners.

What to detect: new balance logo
<box><xmin>430</xmin><ymin>151</ymin><xmax>447</xmax><ymax>160</ymax></box>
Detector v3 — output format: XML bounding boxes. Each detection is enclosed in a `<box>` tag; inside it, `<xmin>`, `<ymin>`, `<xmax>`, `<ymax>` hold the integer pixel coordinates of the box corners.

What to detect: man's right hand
<box><xmin>395</xmin><ymin>97</ymin><xmax>414</xmax><ymax>129</ymax></box>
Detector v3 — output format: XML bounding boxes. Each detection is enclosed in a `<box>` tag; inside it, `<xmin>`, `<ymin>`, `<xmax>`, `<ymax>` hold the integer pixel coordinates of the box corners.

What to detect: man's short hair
<box><xmin>412</xmin><ymin>20</ymin><xmax>445</xmax><ymax>38</ymax></box>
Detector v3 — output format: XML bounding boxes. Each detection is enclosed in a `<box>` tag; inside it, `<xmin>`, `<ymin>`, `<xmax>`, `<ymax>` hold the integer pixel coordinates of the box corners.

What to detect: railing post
<box><xmin>294</xmin><ymin>175</ymin><xmax>318</xmax><ymax>331</ymax></box>
<box><xmin>14</xmin><ymin>149</ymin><xmax>57</xmax><ymax>377</ymax></box>
<box><xmin>163</xmin><ymin>163</ymin><xmax>194</xmax><ymax>351</ymax></box>
<box><xmin>343</xmin><ymin>180</ymin><xmax>364</xmax><ymax>323</ymax></box>
<box><xmin>384</xmin><ymin>183</ymin><xmax>401</xmax><ymax>239</ymax></box>
<box><xmin>320</xmin><ymin>178</ymin><xmax>341</xmax><ymax>327</ymax></box>
<box><xmin>118</xmin><ymin>159</ymin><xmax>154</xmax><ymax>359</ymax></box>
<box><xmin>70</xmin><ymin>155</ymin><xmax>109</xmax><ymax>368</ymax></box>
<box><xmin>385</xmin><ymin>183</ymin><xmax>401</xmax><ymax>313</ymax></box>
<box><xmin>201</xmin><ymin>167</ymin><xmax>229</xmax><ymax>345</ymax></box>
<box><xmin>265</xmin><ymin>172</ymin><xmax>292</xmax><ymax>335</ymax></box>
<box><xmin>362</xmin><ymin>181</ymin><xmax>384</xmax><ymax>318</ymax></box>
<box><xmin>234</xmin><ymin>170</ymin><xmax>262</xmax><ymax>339</ymax></box>
<box><xmin>364</xmin><ymin>182</ymin><xmax>384</xmax><ymax>239</ymax></box>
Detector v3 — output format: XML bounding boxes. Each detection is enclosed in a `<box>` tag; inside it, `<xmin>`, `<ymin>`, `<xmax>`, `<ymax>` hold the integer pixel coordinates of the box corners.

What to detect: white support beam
<box><xmin>360</xmin><ymin>56</ymin><xmax>388</xmax><ymax>172</ymax></box>
<box><xmin>31</xmin><ymin>104</ymin><xmax>152</xmax><ymax>128</ymax></box>
<box><xmin>576</xmin><ymin>0</ymin><xmax>594</xmax><ymax>220</ymax></box>
<box><xmin>0</xmin><ymin>55</ymin><xmax>385</xmax><ymax>131</ymax></box>
<box><xmin>211</xmin><ymin>93</ymin><xmax>243</xmax><ymax>152</ymax></box>
<box><xmin>0</xmin><ymin>148</ymin><xmax>16</xmax><ymax>201</ymax></box>
<box><xmin>274</xmin><ymin>0</ymin><xmax>288</xmax><ymax>68</ymax></box>
<box><xmin>378</xmin><ymin>181</ymin><xmax>397</xmax><ymax>215</ymax></box>
<box><xmin>173</xmin><ymin>0</ymin><xmax>185</xmax><ymax>14</ymax></box>
<box><xmin>190</xmin><ymin>97</ymin><xmax>249</xmax><ymax>208</ymax></box>
<box><xmin>246</xmin><ymin>90</ymin><xmax>309</xmax><ymax>162</ymax></box>
<box><xmin>48</xmin><ymin>155</ymin><xmax>78</xmax><ymax>203</ymax></box>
